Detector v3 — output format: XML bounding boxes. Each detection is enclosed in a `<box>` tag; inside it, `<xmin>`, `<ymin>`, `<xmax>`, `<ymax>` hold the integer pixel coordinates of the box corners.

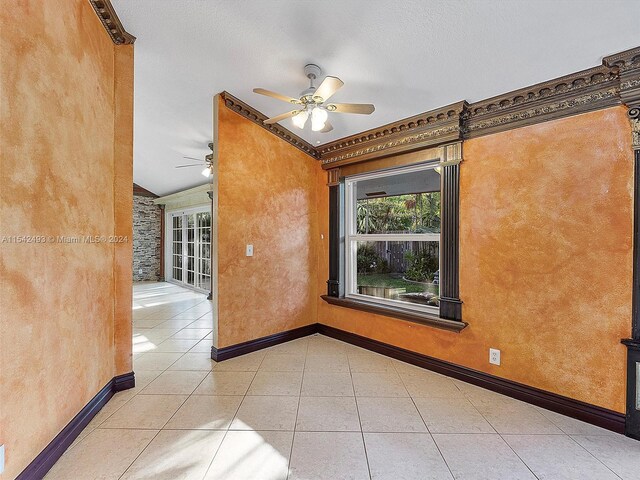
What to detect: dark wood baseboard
<box><xmin>113</xmin><ymin>371</ymin><xmax>135</xmax><ymax>392</ymax></box>
<box><xmin>16</xmin><ymin>372</ymin><xmax>135</xmax><ymax>480</ymax></box>
<box><xmin>208</xmin><ymin>322</ymin><xmax>626</xmax><ymax>435</ymax></box>
<box><xmin>211</xmin><ymin>324</ymin><xmax>318</xmax><ymax>362</ymax></box>
<box><xmin>317</xmin><ymin>324</ymin><xmax>626</xmax><ymax>434</ymax></box>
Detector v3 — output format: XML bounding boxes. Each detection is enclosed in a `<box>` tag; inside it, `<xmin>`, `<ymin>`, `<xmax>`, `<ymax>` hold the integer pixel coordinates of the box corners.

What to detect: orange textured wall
<box><xmin>0</xmin><ymin>1</ymin><xmax>133</xmax><ymax>477</ymax></box>
<box><xmin>216</xmin><ymin>97</ymin><xmax>320</xmax><ymax>347</ymax></box>
<box><xmin>318</xmin><ymin>107</ymin><xmax>633</xmax><ymax>413</ymax></box>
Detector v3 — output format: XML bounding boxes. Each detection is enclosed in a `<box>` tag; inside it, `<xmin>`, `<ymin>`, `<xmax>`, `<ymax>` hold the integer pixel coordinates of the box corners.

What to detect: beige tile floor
<box><xmin>45</xmin><ymin>282</ymin><xmax>640</xmax><ymax>480</ymax></box>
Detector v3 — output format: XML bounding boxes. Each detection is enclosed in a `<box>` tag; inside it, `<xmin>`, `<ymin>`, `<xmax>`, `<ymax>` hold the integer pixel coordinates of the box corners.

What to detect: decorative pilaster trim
<box><xmin>628</xmin><ymin>106</ymin><xmax>640</xmax><ymax>151</ymax></box>
<box><xmin>441</xmin><ymin>142</ymin><xmax>463</xmax><ymax>166</ymax></box>
<box><xmin>327</xmin><ymin>168</ymin><xmax>341</xmax><ymax>186</ymax></box>
<box><xmin>220</xmin><ymin>91</ymin><xmax>318</xmax><ymax>159</ymax></box>
<box><xmin>318</xmin><ymin>102</ymin><xmax>468</xmax><ymax>166</ymax></box>
<box><xmin>327</xmin><ymin>182</ymin><xmax>343</xmax><ymax>297</ymax></box>
<box><xmin>439</xmin><ymin>142</ymin><xmax>462</xmax><ymax>321</ymax></box>
<box><xmin>621</xmin><ymin>339</ymin><xmax>640</xmax><ymax>439</ymax></box>
<box><xmin>89</xmin><ymin>0</ymin><xmax>136</xmax><ymax>45</ymax></box>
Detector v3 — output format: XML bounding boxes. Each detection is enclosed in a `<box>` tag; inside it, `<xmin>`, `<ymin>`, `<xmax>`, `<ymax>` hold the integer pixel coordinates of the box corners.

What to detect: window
<box><xmin>345</xmin><ymin>163</ymin><xmax>441</xmax><ymax>313</ymax></box>
<box><xmin>324</xmin><ymin>144</ymin><xmax>464</xmax><ymax>330</ymax></box>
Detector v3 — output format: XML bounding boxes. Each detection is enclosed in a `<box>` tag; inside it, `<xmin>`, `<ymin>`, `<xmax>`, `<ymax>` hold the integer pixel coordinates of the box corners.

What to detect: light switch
<box><xmin>246</xmin><ymin>244</ymin><xmax>253</xmax><ymax>257</ymax></box>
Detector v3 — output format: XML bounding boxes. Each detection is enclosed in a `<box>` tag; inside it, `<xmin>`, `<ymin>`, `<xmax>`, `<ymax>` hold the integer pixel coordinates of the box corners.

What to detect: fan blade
<box><xmin>319</xmin><ymin>121</ymin><xmax>333</xmax><ymax>133</ymax></box>
<box><xmin>175</xmin><ymin>164</ymin><xmax>203</xmax><ymax>168</ymax></box>
<box><xmin>264</xmin><ymin>110</ymin><xmax>301</xmax><ymax>124</ymax></box>
<box><xmin>253</xmin><ymin>88</ymin><xmax>301</xmax><ymax>104</ymax></box>
<box><xmin>327</xmin><ymin>103</ymin><xmax>375</xmax><ymax>114</ymax></box>
<box><xmin>313</xmin><ymin>76</ymin><xmax>344</xmax><ymax>102</ymax></box>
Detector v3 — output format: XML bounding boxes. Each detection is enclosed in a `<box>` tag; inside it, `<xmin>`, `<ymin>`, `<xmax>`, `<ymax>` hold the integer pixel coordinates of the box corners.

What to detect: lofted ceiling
<box><xmin>112</xmin><ymin>0</ymin><xmax>640</xmax><ymax>196</ymax></box>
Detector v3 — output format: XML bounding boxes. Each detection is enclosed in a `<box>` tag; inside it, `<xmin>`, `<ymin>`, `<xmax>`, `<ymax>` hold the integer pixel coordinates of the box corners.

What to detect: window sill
<box><xmin>320</xmin><ymin>295</ymin><xmax>468</xmax><ymax>333</ymax></box>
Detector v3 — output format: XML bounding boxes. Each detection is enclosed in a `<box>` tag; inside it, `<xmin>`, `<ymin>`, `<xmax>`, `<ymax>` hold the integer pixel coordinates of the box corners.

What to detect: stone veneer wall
<box><xmin>133</xmin><ymin>194</ymin><xmax>161</xmax><ymax>281</ymax></box>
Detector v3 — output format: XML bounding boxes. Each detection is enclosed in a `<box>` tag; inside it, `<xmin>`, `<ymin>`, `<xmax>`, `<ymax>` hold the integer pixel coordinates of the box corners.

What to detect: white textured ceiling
<box><xmin>112</xmin><ymin>0</ymin><xmax>639</xmax><ymax>196</ymax></box>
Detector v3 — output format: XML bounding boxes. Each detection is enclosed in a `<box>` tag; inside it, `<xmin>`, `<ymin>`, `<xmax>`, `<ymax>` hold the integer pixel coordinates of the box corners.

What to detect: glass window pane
<box><xmin>354</xmin><ymin>240</ymin><xmax>439</xmax><ymax>307</ymax></box>
<box><xmin>354</xmin><ymin>167</ymin><xmax>441</xmax><ymax>235</ymax></box>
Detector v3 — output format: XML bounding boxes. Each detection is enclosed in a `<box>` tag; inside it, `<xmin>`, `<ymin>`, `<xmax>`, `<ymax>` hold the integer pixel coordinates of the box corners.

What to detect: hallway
<box><xmin>44</xmin><ymin>283</ymin><xmax>640</xmax><ymax>479</ymax></box>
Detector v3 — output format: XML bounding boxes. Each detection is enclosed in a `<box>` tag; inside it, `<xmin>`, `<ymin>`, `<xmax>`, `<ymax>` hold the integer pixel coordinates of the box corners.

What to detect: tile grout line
<box><xmin>110</xmin><ymin>289</ymin><xmax>211</xmax><ymax>479</ymax></box>
<box><xmin>201</xmin><ymin>351</ymin><xmax>266</xmax><ymax>479</ymax></box>
<box><xmin>564</xmin><ymin>435</ymin><xmax>624</xmax><ymax>480</ymax></box>
<box><xmin>132</xmin><ymin>286</ymin><xmax>223</xmax><ymax>480</ymax></box>
<box><xmin>286</xmin><ymin>336</ymin><xmax>309</xmax><ymax>480</ymax></box>
<box><xmin>393</xmin><ymin>360</ymin><xmax>457</xmax><ymax>480</ymax></box>
<box><xmin>348</xmin><ymin>344</ymin><xmax>373</xmax><ymax>480</ymax></box>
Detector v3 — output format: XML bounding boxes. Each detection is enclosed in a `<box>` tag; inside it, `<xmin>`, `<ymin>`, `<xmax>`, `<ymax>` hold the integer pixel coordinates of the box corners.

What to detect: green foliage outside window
<box><xmin>356</xmin><ymin>192</ymin><xmax>440</xmax><ymax>234</ymax></box>
<box><xmin>356</xmin><ymin>244</ymin><xmax>390</xmax><ymax>274</ymax></box>
<box><xmin>404</xmin><ymin>247</ymin><xmax>439</xmax><ymax>282</ymax></box>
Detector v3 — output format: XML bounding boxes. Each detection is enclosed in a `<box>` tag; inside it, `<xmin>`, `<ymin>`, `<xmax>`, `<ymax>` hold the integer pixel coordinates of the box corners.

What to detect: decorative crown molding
<box><xmin>463</xmin><ymin>64</ymin><xmax>620</xmax><ymax>138</ymax></box>
<box><xmin>90</xmin><ymin>0</ymin><xmax>136</xmax><ymax>45</ymax></box>
<box><xmin>603</xmin><ymin>46</ymin><xmax>640</xmax><ymax>73</ymax></box>
<box><xmin>220</xmin><ymin>92</ymin><xmax>318</xmax><ymax>159</ymax></box>
<box><xmin>318</xmin><ymin>101</ymin><xmax>468</xmax><ymax>166</ymax></box>
<box><xmin>219</xmin><ymin>46</ymin><xmax>639</xmax><ymax>167</ymax></box>
<box><xmin>604</xmin><ymin>47</ymin><xmax>640</xmax><ymax>107</ymax></box>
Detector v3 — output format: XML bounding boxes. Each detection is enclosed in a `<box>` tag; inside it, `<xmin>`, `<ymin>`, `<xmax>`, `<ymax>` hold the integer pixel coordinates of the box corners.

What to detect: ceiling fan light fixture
<box><xmin>292</xmin><ymin>110</ymin><xmax>309</xmax><ymax>129</ymax></box>
<box><xmin>311</xmin><ymin>107</ymin><xmax>328</xmax><ymax>132</ymax></box>
<box><xmin>201</xmin><ymin>167</ymin><xmax>211</xmax><ymax>177</ymax></box>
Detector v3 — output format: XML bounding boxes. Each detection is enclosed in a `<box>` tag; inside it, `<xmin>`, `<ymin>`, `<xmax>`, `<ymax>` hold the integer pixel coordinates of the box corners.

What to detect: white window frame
<box><xmin>344</xmin><ymin>162</ymin><xmax>441</xmax><ymax>314</ymax></box>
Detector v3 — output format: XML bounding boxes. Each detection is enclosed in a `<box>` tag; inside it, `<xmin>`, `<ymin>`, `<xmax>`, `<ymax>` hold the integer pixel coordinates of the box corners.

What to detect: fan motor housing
<box><xmin>303</xmin><ymin>63</ymin><xmax>322</xmax><ymax>80</ymax></box>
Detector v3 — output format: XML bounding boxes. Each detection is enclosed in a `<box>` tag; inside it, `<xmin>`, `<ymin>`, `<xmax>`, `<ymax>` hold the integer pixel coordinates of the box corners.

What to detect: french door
<box><xmin>169</xmin><ymin>208</ymin><xmax>211</xmax><ymax>292</ymax></box>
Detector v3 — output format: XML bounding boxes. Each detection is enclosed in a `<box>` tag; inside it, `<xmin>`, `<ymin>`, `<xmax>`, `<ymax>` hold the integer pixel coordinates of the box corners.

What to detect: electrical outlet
<box><xmin>0</xmin><ymin>444</ymin><xmax>5</xmax><ymax>474</ymax></box>
<box><xmin>246</xmin><ymin>244</ymin><xmax>253</xmax><ymax>257</ymax></box>
<box><xmin>489</xmin><ymin>348</ymin><xmax>501</xmax><ymax>366</ymax></box>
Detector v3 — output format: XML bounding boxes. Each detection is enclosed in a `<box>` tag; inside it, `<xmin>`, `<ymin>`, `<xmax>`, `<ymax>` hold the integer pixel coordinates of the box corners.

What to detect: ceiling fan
<box><xmin>253</xmin><ymin>64</ymin><xmax>375</xmax><ymax>133</ymax></box>
<box><xmin>175</xmin><ymin>142</ymin><xmax>214</xmax><ymax>177</ymax></box>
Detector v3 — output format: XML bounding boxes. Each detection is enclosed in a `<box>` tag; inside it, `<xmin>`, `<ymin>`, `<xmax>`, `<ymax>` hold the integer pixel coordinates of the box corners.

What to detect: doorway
<box><xmin>168</xmin><ymin>207</ymin><xmax>211</xmax><ymax>292</ymax></box>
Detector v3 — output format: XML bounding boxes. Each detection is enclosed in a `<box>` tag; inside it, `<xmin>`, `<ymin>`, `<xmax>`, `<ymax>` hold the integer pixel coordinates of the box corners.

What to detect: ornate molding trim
<box><xmin>220</xmin><ymin>46</ymin><xmax>639</xmax><ymax>167</ymax></box>
<box><xmin>605</xmin><ymin>47</ymin><xmax>640</xmax><ymax>108</ymax></box>
<box><xmin>316</xmin><ymin>46</ymin><xmax>639</xmax><ymax>168</ymax></box>
<box><xmin>90</xmin><ymin>0</ymin><xmax>135</xmax><ymax>45</ymax></box>
<box><xmin>629</xmin><ymin>106</ymin><xmax>640</xmax><ymax>150</ymax></box>
<box><xmin>441</xmin><ymin>142</ymin><xmax>462</xmax><ymax>166</ymax></box>
<box><xmin>318</xmin><ymin>102</ymin><xmax>467</xmax><ymax>166</ymax></box>
<box><xmin>327</xmin><ymin>168</ymin><xmax>341</xmax><ymax>186</ymax></box>
<box><xmin>604</xmin><ymin>46</ymin><xmax>640</xmax><ymax>73</ymax></box>
<box><xmin>220</xmin><ymin>91</ymin><xmax>318</xmax><ymax>159</ymax></box>
<box><xmin>464</xmin><ymin>65</ymin><xmax>620</xmax><ymax>138</ymax></box>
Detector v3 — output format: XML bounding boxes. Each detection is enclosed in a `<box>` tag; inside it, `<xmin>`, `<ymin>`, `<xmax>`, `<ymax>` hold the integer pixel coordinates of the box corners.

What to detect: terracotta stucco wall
<box><xmin>215</xmin><ymin>97</ymin><xmax>319</xmax><ymax>347</ymax></box>
<box><xmin>0</xmin><ymin>1</ymin><xmax>133</xmax><ymax>477</ymax></box>
<box><xmin>317</xmin><ymin>107</ymin><xmax>633</xmax><ymax>413</ymax></box>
